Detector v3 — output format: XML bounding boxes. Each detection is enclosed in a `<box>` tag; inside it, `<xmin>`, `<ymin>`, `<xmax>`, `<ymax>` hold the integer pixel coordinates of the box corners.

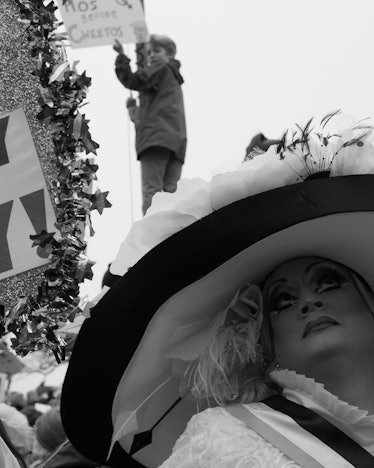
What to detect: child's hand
<box><xmin>113</xmin><ymin>39</ymin><xmax>124</xmax><ymax>54</ymax></box>
<box><xmin>131</xmin><ymin>20</ymin><xmax>148</xmax><ymax>43</ymax></box>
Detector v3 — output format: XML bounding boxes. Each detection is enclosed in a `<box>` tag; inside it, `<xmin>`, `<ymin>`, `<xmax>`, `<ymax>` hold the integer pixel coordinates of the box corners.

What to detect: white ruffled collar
<box><xmin>270</xmin><ymin>368</ymin><xmax>374</xmax><ymax>428</ymax></box>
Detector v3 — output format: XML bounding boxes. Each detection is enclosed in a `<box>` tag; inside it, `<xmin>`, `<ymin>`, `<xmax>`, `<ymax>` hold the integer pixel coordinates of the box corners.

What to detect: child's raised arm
<box><xmin>135</xmin><ymin>42</ymin><xmax>148</xmax><ymax>77</ymax></box>
<box><xmin>114</xmin><ymin>40</ymin><xmax>164</xmax><ymax>91</ymax></box>
<box><xmin>113</xmin><ymin>38</ymin><xmax>124</xmax><ymax>55</ymax></box>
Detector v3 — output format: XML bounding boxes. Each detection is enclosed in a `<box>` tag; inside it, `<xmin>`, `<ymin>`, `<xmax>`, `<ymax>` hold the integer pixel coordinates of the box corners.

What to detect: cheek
<box><xmin>271</xmin><ymin>316</ymin><xmax>304</xmax><ymax>363</ymax></box>
<box><xmin>328</xmin><ymin>287</ymin><xmax>372</xmax><ymax>321</ymax></box>
<box><xmin>338</xmin><ymin>296</ymin><xmax>374</xmax><ymax>338</ymax></box>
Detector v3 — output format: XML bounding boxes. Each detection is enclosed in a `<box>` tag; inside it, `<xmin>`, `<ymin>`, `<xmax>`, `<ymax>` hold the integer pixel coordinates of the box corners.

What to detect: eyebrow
<box><xmin>269</xmin><ymin>277</ymin><xmax>287</xmax><ymax>286</ymax></box>
<box><xmin>267</xmin><ymin>277</ymin><xmax>288</xmax><ymax>294</ymax></box>
<box><xmin>304</xmin><ymin>260</ymin><xmax>329</xmax><ymax>274</ymax></box>
<box><xmin>268</xmin><ymin>261</ymin><xmax>330</xmax><ymax>290</ymax></box>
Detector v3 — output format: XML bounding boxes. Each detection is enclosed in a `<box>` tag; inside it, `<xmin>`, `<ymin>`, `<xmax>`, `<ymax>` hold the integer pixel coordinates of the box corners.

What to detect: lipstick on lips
<box><xmin>303</xmin><ymin>316</ymin><xmax>339</xmax><ymax>338</ymax></box>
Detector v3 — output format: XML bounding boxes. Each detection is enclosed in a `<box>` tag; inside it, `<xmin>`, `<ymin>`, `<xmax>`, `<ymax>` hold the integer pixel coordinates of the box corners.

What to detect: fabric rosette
<box><xmin>165</xmin><ymin>283</ymin><xmax>267</xmax><ymax>405</ymax></box>
<box><xmin>109</xmin><ymin>112</ymin><xmax>374</xmax><ymax>278</ymax></box>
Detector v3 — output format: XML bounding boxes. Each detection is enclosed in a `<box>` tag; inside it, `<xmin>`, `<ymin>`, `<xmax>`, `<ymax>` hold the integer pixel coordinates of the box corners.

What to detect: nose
<box><xmin>299</xmin><ymin>296</ymin><xmax>325</xmax><ymax>315</ymax></box>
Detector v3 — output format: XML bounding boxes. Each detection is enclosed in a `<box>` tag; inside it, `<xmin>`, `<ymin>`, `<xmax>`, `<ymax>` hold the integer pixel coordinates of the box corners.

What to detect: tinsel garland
<box><xmin>0</xmin><ymin>0</ymin><xmax>111</xmax><ymax>362</ymax></box>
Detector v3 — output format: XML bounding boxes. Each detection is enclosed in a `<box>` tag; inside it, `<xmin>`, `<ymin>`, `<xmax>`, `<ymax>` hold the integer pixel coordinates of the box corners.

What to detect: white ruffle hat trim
<box><xmin>110</xmin><ymin>113</ymin><xmax>374</xmax><ymax>278</ymax></box>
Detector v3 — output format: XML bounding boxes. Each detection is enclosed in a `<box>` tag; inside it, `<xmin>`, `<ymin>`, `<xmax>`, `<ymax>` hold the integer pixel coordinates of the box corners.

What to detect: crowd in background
<box><xmin>1</xmin><ymin>383</ymin><xmax>100</xmax><ymax>468</ymax></box>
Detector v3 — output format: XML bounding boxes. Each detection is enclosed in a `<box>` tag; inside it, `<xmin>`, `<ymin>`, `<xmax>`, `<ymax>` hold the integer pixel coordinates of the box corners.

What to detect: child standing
<box><xmin>113</xmin><ymin>35</ymin><xmax>187</xmax><ymax>215</ymax></box>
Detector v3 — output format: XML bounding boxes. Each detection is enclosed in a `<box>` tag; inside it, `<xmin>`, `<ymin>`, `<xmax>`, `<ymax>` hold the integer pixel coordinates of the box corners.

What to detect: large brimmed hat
<box><xmin>61</xmin><ymin>113</ymin><xmax>374</xmax><ymax>468</ymax></box>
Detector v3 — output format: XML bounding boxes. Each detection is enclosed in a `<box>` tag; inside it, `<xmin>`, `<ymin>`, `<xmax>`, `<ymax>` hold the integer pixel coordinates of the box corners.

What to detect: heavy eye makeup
<box><xmin>267</xmin><ymin>264</ymin><xmax>349</xmax><ymax>318</ymax></box>
<box><xmin>268</xmin><ymin>286</ymin><xmax>298</xmax><ymax>317</ymax></box>
<box><xmin>312</xmin><ymin>265</ymin><xmax>349</xmax><ymax>294</ymax></box>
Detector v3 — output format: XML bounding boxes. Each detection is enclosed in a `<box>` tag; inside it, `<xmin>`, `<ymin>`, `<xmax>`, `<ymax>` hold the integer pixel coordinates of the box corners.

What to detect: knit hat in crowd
<box><xmin>35</xmin><ymin>408</ymin><xmax>66</xmax><ymax>452</ymax></box>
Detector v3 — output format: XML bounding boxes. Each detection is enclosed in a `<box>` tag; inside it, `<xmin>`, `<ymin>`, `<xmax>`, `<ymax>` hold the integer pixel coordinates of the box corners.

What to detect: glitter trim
<box><xmin>0</xmin><ymin>0</ymin><xmax>110</xmax><ymax>361</ymax></box>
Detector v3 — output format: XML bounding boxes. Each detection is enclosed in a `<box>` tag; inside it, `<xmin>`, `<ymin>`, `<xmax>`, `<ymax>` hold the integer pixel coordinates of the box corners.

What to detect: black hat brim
<box><xmin>61</xmin><ymin>175</ymin><xmax>374</xmax><ymax>467</ymax></box>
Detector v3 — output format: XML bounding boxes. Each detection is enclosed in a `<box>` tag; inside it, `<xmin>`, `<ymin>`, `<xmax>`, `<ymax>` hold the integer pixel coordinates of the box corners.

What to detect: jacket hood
<box><xmin>168</xmin><ymin>59</ymin><xmax>184</xmax><ymax>84</ymax></box>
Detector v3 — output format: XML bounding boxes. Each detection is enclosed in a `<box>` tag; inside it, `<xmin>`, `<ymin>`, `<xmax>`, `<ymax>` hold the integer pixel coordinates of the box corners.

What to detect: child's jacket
<box><xmin>115</xmin><ymin>54</ymin><xmax>187</xmax><ymax>163</ymax></box>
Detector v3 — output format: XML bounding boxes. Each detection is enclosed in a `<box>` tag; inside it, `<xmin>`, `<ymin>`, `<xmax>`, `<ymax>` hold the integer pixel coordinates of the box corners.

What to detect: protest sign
<box><xmin>57</xmin><ymin>0</ymin><xmax>147</xmax><ymax>48</ymax></box>
<box><xmin>0</xmin><ymin>109</ymin><xmax>56</xmax><ymax>281</ymax></box>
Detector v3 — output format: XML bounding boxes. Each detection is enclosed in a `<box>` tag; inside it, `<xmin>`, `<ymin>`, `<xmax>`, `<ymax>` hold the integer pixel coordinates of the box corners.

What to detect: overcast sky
<box><xmin>63</xmin><ymin>0</ymin><xmax>374</xmax><ymax>300</ymax></box>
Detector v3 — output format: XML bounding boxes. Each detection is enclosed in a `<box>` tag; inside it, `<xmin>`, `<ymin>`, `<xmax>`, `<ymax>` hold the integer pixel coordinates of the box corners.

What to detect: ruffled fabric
<box><xmin>271</xmin><ymin>369</ymin><xmax>374</xmax><ymax>425</ymax></box>
<box><xmin>271</xmin><ymin>369</ymin><xmax>374</xmax><ymax>450</ymax></box>
<box><xmin>109</xmin><ymin>115</ymin><xmax>374</xmax><ymax>277</ymax></box>
<box><xmin>159</xmin><ymin>369</ymin><xmax>374</xmax><ymax>467</ymax></box>
<box><xmin>110</xmin><ymin>178</ymin><xmax>211</xmax><ymax>275</ymax></box>
<box><xmin>158</xmin><ymin>406</ymin><xmax>300</xmax><ymax>468</ymax></box>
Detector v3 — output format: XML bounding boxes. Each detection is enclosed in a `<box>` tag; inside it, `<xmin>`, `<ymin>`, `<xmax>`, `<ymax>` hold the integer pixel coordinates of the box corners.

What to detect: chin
<box><xmin>305</xmin><ymin>332</ymin><xmax>349</xmax><ymax>359</ymax></box>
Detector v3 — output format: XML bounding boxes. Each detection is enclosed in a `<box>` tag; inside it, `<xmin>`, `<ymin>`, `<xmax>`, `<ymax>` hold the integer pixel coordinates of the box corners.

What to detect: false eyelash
<box><xmin>269</xmin><ymin>287</ymin><xmax>295</xmax><ymax>313</ymax></box>
<box><xmin>314</xmin><ymin>265</ymin><xmax>348</xmax><ymax>286</ymax></box>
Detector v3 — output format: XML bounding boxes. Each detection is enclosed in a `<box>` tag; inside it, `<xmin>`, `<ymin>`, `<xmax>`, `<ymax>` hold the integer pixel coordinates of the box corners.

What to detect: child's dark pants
<box><xmin>139</xmin><ymin>146</ymin><xmax>183</xmax><ymax>215</ymax></box>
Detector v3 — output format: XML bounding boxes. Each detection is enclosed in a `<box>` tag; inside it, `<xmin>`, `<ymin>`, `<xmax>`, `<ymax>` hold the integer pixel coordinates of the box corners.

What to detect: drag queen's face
<box><xmin>263</xmin><ymin>257</ymin><xmax>374</xmax><ymax>375</ymax></box>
